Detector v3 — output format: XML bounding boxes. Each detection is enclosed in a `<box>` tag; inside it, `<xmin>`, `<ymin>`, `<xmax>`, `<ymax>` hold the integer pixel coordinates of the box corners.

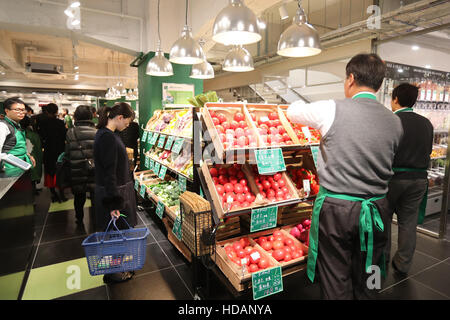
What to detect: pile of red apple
<box><xmin>209</xmin><ymin>109</ymin><xmax>258</xmax><ymax>149</ymax></box>
<box><xmin>255</xmin><ymin>230</ymin><xmax>304</xmax><ymax>262</ymax></box>
<box><xmin>210</xmin><ymin>164</ymin><xmax>256</xmax><ymax>211</ymax></box>
<box><xmin>224</xmin><ymin>237</ymin><xmax>271</xmax><ymax>273</ymax></box>
<box><xmin>250</xmin><ymin>111</ymin><xmax>294</xmax><ymax>147</ymax></box>
<box><xmin>289</xmin><ymin>219</ymin><xmax>311</xmax><ymax>246</ymax></box>
<box><xmin>287</xmin><ymin>167</ymin><xmax>320</xmax><ymax>196</ymax></box>
<box><xmin>252</xmin><ymin>166</ymin><xmax>292</xmax><ymax>202</ymax></box>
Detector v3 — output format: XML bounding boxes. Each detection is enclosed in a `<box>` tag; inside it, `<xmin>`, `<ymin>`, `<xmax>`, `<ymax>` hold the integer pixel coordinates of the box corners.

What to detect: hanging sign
<box><xmin>149</xmin><ymin>132</ymin><xmax>159</xmax><ymax>145</ymax></box>
<box><xmin>141</xmin><ymin>130</ymin><xmax>148</xmax><ymax>142</ymax></box>
<box><xmin>254</xmin><ymin>148</ymin><xmax>286</xmax><ymax>175</ymax></box>
<box><xmin>252</xmin><ymin>266</ymin><xmax>283</xmax><ymax>300</ymax></box>
<box><xmin>153</xmin><ymin>162</ymin><xmax>161</xmax><ymax>176</ymax></box>
<box><xmin>178</xmin><ymin>175</ymin><xmax>187</xmax><ymax>192</ymax></box>
<box><xmin>165</xmin><ymin>135</ymin><xmax>175</xmax><ymax>150</ymax></box>
<box><xmin>139</xmin><ymin>184</ymin><xmax>147</xmax><ymax>198</ymax></box>
<box><xmin>155</xmin><ymin>201</ymin><xmax>165</xmax><ymax>219</ymax></box>
<box><xmin>172</xmin><ymin>214</ymin><xmax>182</xmax><ymax>241</ymax></box>
<box><xmin>158</xmin><ymin>165</ymin><xmax>168</xmax><ymax>180</ymax></box>
<box><xmin>134</xmin><ymin>179</ymin><xmax>140</xmax><ymax>191</ymax></box>
<box><xmin>310</xmin><ymin>146</ymin><xmax>319</xmax><ymax>169</ymax></box>
<box><xmin>171</xmin><ymin>137</ymin><xmax>185</xmax><ymax>154</ymax></box>
<box><xmin>157</xmin><ymin>135</ymin><xmax>166</xmax><ymax>148</ymax></box>
<box><xmin>144</xmin><ymin>155</ymin><xmax>150</xmax><ymax>169</ymax></box>
<box><xmin>250</xmin><ymin>206</ymin><xmax>278</xmax><ymax>233</ymax></box>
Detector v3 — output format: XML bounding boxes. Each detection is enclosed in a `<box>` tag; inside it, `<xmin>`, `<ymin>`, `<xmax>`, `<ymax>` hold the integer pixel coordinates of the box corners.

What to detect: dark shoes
<box><xmin>103</xmin><ymin>271</ymin><xmax>135</xmax><ymax>284</ymax></box>
<box><xmin>392</xmin><ymin>260</ymin><xmax>408</xmax><ymax>277</ymax></box>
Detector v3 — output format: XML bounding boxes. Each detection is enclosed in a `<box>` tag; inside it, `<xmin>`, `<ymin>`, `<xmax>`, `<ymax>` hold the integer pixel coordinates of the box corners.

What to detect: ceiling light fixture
<box><xmin>70</xmin><ymin>1</ymin><xmax>80</xmax><ymax>8</ymax></box>
<box><xmin>147</xmin><ymin>0</ymin><xmax>173</xmax><ymax>76</ymax></box>
<box><xmin>212</xmin><ymin>0</ymin><xmax>261</xmax><ymax>46</ymax></box>
<box><xmin>279</xmin><ymin>2</ymin><xmax>289</xmax><ymax>20</ymax></box>
<box><xmin>74</xmin><ymin>65</ymin><xmax>79</xmax><ymax>70</ymax></box>
<box><xmin>425</xmin><ymin>65</ymin><xmax>431</xmax><ymax>69</ymax></box>
<box><xmin>412</xmin><ymin>45</ymin><xmax>420</xmax><ymax>51</ymax></box>
<box><xmin>190</xmin><ymin>39</ymin><xmax>214</xmax><ymax>79</ymax></box>
<box><xmin>222</xmin><ymin>46</ymin><xmax>254</xmax><ymax>72</ymax></box>
<box><xmin>169</xmin><ymin>0</ymin><xmax>205</xmax><ymax>65</ymax></box>
<box><xmin>277</xmin><ymin>0</ymin><xmax>322</xmax><ymax>58</ymax></box>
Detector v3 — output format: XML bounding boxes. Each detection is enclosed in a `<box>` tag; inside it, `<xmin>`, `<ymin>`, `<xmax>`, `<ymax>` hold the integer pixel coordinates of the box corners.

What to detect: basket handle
<box><xmin>100</xmin><ymin>215</ymin><xmax>132</xmax><ymax>243</ymax></box>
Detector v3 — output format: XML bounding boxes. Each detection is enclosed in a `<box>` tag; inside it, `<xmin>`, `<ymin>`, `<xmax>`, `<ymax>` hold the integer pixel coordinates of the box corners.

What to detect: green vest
<box><xmin>2</xmin><ymin>117</ymin><xmax>32</xmax><ymax>175</ymax></box>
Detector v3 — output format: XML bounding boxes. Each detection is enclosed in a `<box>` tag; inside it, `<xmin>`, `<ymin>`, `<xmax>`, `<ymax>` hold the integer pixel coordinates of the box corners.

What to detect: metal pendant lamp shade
<box><xmin>146</xmin><ymin>46</ymin><xmax>174</xmax><ymax>77</ymax></box>
<box><xmin>170</xmin><ymin>25</ymin><xmax>205</xmax><ymax>65</ymax></box>
<box><xmin>212</xmin><ymin>0</ymin><xmax>261</xmax><ymax>46</ymax></box>
<box><xmin>222</xmin><ymin>46</ymin><xmax>254</xmax><ymax>72</ymax></box>
<box><xmin>277</xmin><ymin>4</ymin><xmax>322</xmax><ymax>58</ymax></box>
<box><xmin>190</xmin><ymin>60</ymin><xmax>214</xmax><ymax>79</ymax></box>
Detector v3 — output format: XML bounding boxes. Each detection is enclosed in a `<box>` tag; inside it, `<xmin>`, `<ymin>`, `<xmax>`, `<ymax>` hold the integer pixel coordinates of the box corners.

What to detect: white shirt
<box><xmin>286</xmin><ymin>92</ymin><xmax>377</xmax><ymax>137</ymax></box>
<box><xmin>0</xmin><ymin>121</ymin><xmax>11</xmax><ymax>153</ymax></box>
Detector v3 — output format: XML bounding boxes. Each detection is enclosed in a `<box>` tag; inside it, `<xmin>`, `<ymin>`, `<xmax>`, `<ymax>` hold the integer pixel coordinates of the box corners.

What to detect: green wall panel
<box><xmin>137</xmin><ymin>51</ymin><xmax>203</xmax><ymax>170</ymax></box>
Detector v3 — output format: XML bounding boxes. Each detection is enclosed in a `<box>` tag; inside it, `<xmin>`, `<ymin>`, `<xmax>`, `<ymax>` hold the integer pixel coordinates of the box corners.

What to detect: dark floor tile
<box><xmin>421</xmin><ymin>219</ymin><xmax>441</xmax><ymax>234</ymax></box>
<box><xmin>107</xmin><ymin>267</ymin><xmax>193</xmax><ymax>300</ymax></box>
<box><xmin>266</xmin><ymin>269</ymin><xmax>322</xmax><ymax>300</ymax></box>
<box><xmin>378</xmin><ymin>278</ymin><xmax>448</xmax><ymax>300</ymax></box>
<box><xmin>55</xmin><ymin>285</ymin><xmax>108</xmax><ymax>300</ymax></box>
<box><xmin>45</xmin><ymin>207</ymin><xmax>94</xmax><ymax>228</ymax></box>
<box><xmin>414</xmin><ymin>233</ymin><xmax>450</xmax><ymax>261</ymax></box>
<box><xmin>159</xmin><ymin>240</ymin><xmax>189</xmax><ymax>266</ymax></box>
<box><xmin>32</xmin><ymin>236</ymin><xmax>86</xmax><ymax>269</ymax></box>
<box><xmin>146</xmin><ymin>219</ymin><xmax>167</xmax><ymax>242</ymax></box>
<box><xmin>0</xmin><ymin>245</ymin><xmax>34</xmax><ymax>276</ymax></box>
<box><xmin>40</xmin><ymin>221</ymin><xmax>90</xmax><ymax>244</ymax></box>
<box><xmin>411</xmin><ymin>261</ymin><xmax>450</xmax><ymax>298</ymax></box>
<box><xmin>134</xmin><ymin>243</ymin><xmax>172</xmax><ymax>276</ymax></box>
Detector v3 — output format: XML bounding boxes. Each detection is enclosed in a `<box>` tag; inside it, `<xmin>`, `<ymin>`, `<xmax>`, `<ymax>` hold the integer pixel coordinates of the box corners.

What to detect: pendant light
<box><xmin>212</xmin><ymin>0</ymin><xmax>261</xmax><ymax>46</ymax></box>
<box><xmin>146</xmin><ymin>0</ymin><xmax>173</xmax><ymax>76</ymax></box>
<box><xmin>190</xmin><ymin>40</ymin><xmax>214</xmax><ymax>79</ymax></box>
<box><xmin>222</xmin><ymin>46</ymin><xmax>254</xmax><ymax>72</ymax></box>
<box><xmin>277</xmin><ymin>0</ymin><xmax>322</xmax><ymax>58</ymax></box>
<box><xmin>169</xmin><ymin>0</ymin><xmax>205</xmax><ymax>65</ymax></box>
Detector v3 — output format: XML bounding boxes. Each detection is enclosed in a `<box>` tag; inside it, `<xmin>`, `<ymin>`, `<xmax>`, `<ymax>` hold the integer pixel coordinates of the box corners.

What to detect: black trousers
<box><xmin>74</xmin><ymin>191</ymin><xmax>95</xmax><ymax>220</ymax></box>
<box><xmin>315</xmin><ymin>196</ymin><xmax>390</xmax><ymax>299</ymax></box>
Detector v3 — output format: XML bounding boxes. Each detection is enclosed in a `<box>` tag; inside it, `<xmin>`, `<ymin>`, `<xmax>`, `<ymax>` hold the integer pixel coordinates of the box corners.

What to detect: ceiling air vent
<box><xmin>25</xmin><ymin>62</ymin><xmax>63</xmax><ymax>74</ymax></box>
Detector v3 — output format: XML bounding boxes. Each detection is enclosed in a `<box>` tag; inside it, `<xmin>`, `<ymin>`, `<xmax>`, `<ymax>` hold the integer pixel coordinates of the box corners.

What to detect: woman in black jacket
<box><xmin>65</xmin><ymin>105</ymin><xmax>96</xmax><ymax>224</ymax></box>
<box><xmin>94</xmin><ymin>102</ymin><xmax>136</xmax><ymax>283</ymax></box>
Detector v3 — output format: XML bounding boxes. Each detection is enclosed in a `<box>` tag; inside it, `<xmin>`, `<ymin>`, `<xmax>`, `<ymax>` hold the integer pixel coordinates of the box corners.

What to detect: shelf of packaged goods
<box><xmin>145</xmin><ymin>129</ymin><xmax>193</xmax><ymax>142</ymax></box>
<box><xmin>146</xmin><ymin>155</ymin><xmax>194</xmax><ymax>183</ymax></box>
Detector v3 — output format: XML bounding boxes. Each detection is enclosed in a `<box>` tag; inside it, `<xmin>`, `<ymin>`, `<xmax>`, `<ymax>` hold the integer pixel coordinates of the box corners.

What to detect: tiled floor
<box><xmin>14</xmin><ymin>188</ymin><xmax>450</xmax><ymax>300</ymax></box>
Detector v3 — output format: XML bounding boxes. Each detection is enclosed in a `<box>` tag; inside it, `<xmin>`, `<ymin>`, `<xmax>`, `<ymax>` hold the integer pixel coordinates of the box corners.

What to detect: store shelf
<box><xmin>145</xmin><ymin>129</ymin><xmax>193</xmax><ymax>142</ymax></box>
<box><xmin>431</xmin><ymin>156</ymin><xmax>446</xmax><ymax>160</ymax></box>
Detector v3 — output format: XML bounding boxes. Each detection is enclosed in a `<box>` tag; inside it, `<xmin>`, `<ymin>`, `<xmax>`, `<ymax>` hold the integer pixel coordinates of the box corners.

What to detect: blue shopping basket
<box><xmin>82</xmin><ymin>217</ymin><xmax>150</xmax><ymax>276</ymax></box>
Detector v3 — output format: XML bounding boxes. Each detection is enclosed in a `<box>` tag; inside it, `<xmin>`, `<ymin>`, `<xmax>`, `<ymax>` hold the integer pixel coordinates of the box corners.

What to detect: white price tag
<box><xmin>250</xmin><ymin>251</ymin><xmax>260</xmax><ymax>261</ymax></box>
<box><xmin>139</xmin><ymin>173</ymin><xmax>144</xmax><ymax>181</ymax></box>
<box><xmin>303</xmin><ymin>179</ymin><xmax>311</xmax><ymax>198</ymax></box>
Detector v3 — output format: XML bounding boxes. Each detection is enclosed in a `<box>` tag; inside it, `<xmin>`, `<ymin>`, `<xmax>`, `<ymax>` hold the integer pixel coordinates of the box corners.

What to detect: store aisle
<box><xmin>17</xmin><ymin>188</ymin><xmax>450</xmax><ymax>300</ymax></box>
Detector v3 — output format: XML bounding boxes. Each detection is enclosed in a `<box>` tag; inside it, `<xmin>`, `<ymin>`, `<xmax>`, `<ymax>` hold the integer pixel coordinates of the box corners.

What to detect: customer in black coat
<box><xmin>118</xmin><ymin>120</ymin><xmax>140</xmax><ymax>166</ymax></box>
<box><xmin>39</xmin><ymin>103</ymin><xmax>67</xmax><ymax>202</ymax></box>
<box><xmin>65</xmin><ymin>105</ymin><xmax>97</xmax><ymax>224</ymax></box>
<box><xmin>94</xmin><ymin>102</ymin><xmax>137</xmax><ymax>283</ymax></box>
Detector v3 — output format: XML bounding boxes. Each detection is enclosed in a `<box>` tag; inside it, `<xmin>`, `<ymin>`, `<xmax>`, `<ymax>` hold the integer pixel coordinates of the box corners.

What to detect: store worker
<box><xmin>94</xmin><ymin>102</ymin><xmax>136</xmax><ymax>283</ymax></box>
<box><xmin>0</xmin><ymin>97</ymin><xmax>35</xmax><ymax>175</ymax></box>
<box><xmin>384</xmin><ymin>83</ymin><xmax>433</xmax><ymax>275</ymax></box>
<box><xmin>287</xmin><ymin>53</ymin><xmax>403</xmax><ymax>299</ymax></box>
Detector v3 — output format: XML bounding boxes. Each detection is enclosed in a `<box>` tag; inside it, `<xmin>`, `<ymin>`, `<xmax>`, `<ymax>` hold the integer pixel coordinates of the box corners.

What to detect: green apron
<box><xmin>307</xmin><ymin>92</ymin><xmax>387</xmax><ymax>283</ymax></box>
<box><xmin>307</xmin><ymin>186</ymin><xmax>387</xmax><ymax>282</ymax></box>
<box><xmin>2</xmin><ymin>117</ymin><xmax>32</xmax><ymax>176</ymax></box>
<box><xmin>393</xmin><ymin>107</ymin><xmax>428</xmax><ymax>225</ymax></box>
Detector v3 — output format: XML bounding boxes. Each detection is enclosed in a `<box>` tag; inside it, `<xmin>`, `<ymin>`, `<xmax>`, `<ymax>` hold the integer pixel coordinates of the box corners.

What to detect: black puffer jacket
<box><xmin>65</xmin><ymin>120</ymin><xmax>97</xmax><ymax>194</ymax></box>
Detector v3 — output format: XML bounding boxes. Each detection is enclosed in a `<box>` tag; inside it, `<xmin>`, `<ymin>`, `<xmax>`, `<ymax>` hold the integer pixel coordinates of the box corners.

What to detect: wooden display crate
<box><xmin>200</xmin><ymin>162</ymin><xmax>265</xmax><ymax>219</ymax></box>
<box><xmin>216</xmin><ymin>216</ymin><xmax>241</xmax><ymax>241</ymax></box>
<box><xmin>245</xmin><ymin>103</ymin><xmax>300</xmax><ymax>148</ymax></box>
<box><xmin>162</xmin><ymin>217</ymin><xmax>192</xmax><ymax>263</ymax></box>
<box><xmin>201</xmin><ymin>103</ymin><xmax>260</xmax><ymax>159</ymax></box>
<box><xmin>214</xmin><ymin>227</ymin><xmax>308</xmax><ymax>292</ymax></box>
<box><xmin>277</xmin><ymin>202</ymin><xmax>313</xmax><ymax>226</ymax></box>
<box><xmin>278</xmin><ymin>105</ymin><xmax>321</xmax><ymax>146</ymax></box>
<box><xmin>285</xmin><ymin>153</ymin><xmax>319</xmax><ymax>198</ymax></box>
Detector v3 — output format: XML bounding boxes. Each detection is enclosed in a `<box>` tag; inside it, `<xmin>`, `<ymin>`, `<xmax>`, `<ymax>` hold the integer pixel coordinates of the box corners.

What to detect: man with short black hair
<box><xmin>287</xmin><ymin>53</ymin><xmax>403</xmax><ymax>299</ymax></box>
<box><xmin>0</xmin><ymin>97</ymin><xmax>35</xmax><ymax>175</ymax></box>
<box><xmin>385</xmin><ymin>83</ymin><xmax>433</xmax><ymax>275</ymax></box>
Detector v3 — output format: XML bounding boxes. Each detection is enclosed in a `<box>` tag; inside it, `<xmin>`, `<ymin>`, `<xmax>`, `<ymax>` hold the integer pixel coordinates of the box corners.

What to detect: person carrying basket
<box><xmin>93</xmin><ymin>102</ymin><xmax>138</xmax><ymax>283</ymax></box>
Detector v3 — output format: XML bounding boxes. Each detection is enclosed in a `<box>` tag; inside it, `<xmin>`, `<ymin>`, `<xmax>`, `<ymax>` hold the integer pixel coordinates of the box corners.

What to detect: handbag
<box><xmin>56</xmin><ymin>151</ymin><xmax>71</xmax><ymax>188</ymax></box>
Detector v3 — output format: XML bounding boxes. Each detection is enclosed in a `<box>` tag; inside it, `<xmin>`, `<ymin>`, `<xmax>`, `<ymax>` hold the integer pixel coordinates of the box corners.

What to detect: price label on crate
<box><xmin>134</xmin><ymin>179</ymin><xmax>140</xmax><ymax>191</ymax></box>
<box><xmin>147</xmin><ymin>132</ymin><xmax>154</xmax><ymax>145</ymax></box>
<box><xmin>310</xmin><ymin>146</ymin><xmax>319</xmax><ymax>169</ymax></box>
<box><xmin>301</xmin><ymin>126</ymin><xmax>312</xmax><ymax>140</ymax></box>
<box><xmin>149</xmin><ymin>159</ymin><xmax>155</xmax><ymax>172</ymax></box>
<box><xmin>153</xmin><ymin>162</ymin><xmax>161</xmax><ymax>176</ymax></box>
<box><xmin>171</xmin><ymin>137</ymin><xmax>185</xmax><ymax>154</ymax></box>
<box><xmin>158</xmin><ymin>165</ymin><xmax>168</xmax><ymax>180</ymax></box>
<box><xmin>149</xmin><ymin>132</ymin><xmax>159</xmax><ymax>145</ymax></box>
<box><xmin>254</xmin><ymin>148</ymin><xmax>286</xmax><ymax>175</ymax></box>
<box><xmin>172</xmin><ymin>214</ymin><xmax>182</xmax><ymax>241</ymax></box>
<box><xmin>141</xmin><ymin>130</ymin><xmax>148</xmax><ymax>142</ymax></box>
<box><xmin>178</xmin><ymin>175</ymin><xmax>187</xmax><ymax>192</ymax></box>
<box><xmin>144</xmin><ymin>155</ymin><xmax>150</xmax><ymax>169</ymax></box>
<box><xmin>157</xmin><ymin>135</ymin><xmax>166</xmax><ymax>148</ymax></box>
<box><xmin>165</xmin><ymin>135</ymin><xmax>175</xmax><ymax>150</ymax></box>
<box><xmin>250</xmin><ymin>205</ymin><xmax>278</xmax><ymax>233</ymax></box>
<box><xmin>155</xmin><ymin>201</ymin><xmax>164</xmax><ymax>219</ymax></box>
<box><xmin>252</xmin><ymin>266</ymin><xmax>283</xmax><ymax>300</ymax></box>
<box><xmin>139</xmin><ymin>184</ymin><xmax>147</xmax><ymax>198</ymax></box>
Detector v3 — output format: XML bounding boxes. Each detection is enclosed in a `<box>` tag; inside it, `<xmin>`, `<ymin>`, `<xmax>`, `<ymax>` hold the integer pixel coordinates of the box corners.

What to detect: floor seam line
<box><xmin>409</xmin><ymin>277</ymin><xmax>450</xmax><ymax>299</ymax></box>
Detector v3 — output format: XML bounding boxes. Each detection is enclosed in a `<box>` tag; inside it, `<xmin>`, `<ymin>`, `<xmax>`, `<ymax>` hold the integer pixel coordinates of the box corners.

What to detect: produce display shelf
<box><xmin>431</xmin><ymin>156</ymin><xmax>446</xmax><ymax>160</ymax></box>
<box><xmin>434</xmin><ymin>129</ymin><xmax>449</xmax><ymax>134</ymax></box>
<box><xmin>147</xmin><ymin>155</ymin><xmax>194</xmax><ymax>182</ymax></box>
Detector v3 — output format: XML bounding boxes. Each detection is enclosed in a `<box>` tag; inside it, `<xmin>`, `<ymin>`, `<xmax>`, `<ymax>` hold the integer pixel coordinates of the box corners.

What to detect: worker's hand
<box><xmin>28</xmin><ymin>154</ymin><xmax>36</xmax><ymax>167</ymax></box>
<box><xmin>110</xmin><ymin>210</ymin><xmax>121</xmax><ymax>220</ymax></box>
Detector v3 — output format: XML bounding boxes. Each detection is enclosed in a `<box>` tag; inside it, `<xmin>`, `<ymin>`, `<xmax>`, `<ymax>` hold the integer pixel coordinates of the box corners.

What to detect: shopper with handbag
<box><xmin>66</xmin><ymin>105</ymin><xmax>97</xmax><ymax>224</ymax></box>
<box><xmin>94</xmin><ymin>102</ymin><xmax>136</xmax><ymax>283</ymax></box>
